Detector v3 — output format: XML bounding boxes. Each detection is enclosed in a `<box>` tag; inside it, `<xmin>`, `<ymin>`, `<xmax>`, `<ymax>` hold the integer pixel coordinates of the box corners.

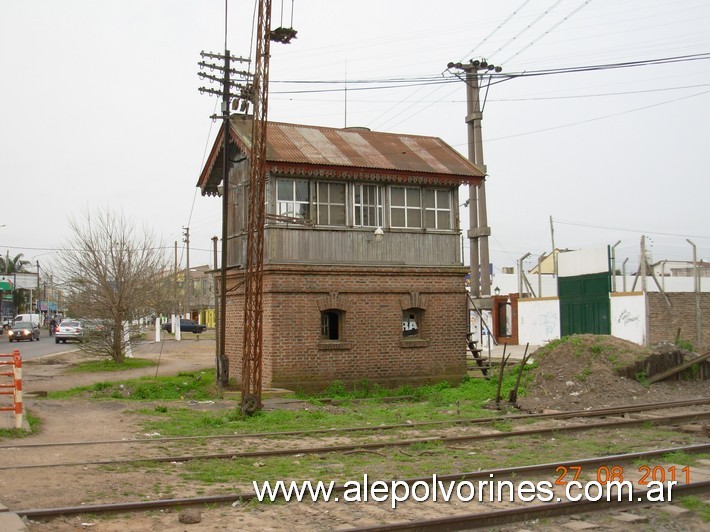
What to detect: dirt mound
<box><xmin>518</xmin><ymin>334</ymin><xmax>709</xmax><ymax>412</ymax></box>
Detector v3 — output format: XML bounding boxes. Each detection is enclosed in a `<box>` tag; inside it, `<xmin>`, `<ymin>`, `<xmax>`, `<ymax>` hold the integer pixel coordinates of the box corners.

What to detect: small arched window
<box><xmin>321</xmin><ymin>310</ymin><xmax>342</xmax><ymax>340</ymax></box>
<box><xmin>402</xmin><ymin>308</ymin><xmax>423</xmax><ymax>337</ymax></box>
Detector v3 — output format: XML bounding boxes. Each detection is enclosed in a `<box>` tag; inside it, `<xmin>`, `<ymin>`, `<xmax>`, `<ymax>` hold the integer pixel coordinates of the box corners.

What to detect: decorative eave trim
<box><xmin>268</xmin><ymin>163</ymin><xmax>482</xmax><ymax>186</ymax></box>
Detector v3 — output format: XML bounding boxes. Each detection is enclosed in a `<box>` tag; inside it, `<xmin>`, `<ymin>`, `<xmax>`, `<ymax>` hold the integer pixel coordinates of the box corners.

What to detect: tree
<box><xmin>0</xmin><ymin>253</ymin><xmax>30</xmax><ymax>274</ymax></box>
<box><xmin>1</xmin><ymin>253</ymin><xmax>32</xmax><ymax>316</ymax></box>
<box><xmin>51</xmin><ymin>209</ymin><xmax>173</xmax><ymax>363</ymax></box>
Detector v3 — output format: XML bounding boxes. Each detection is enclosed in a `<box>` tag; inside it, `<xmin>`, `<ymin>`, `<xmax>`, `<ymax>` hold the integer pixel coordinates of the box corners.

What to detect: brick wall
<box><xmin>223</xmin><ymin>264</ymin><xmax>469</xmax><ymax>392</ymax></box>
<box><xmin>647</xmin><ymin>292</ymin><xmax>709</xmax><ymax>351</ymax></box>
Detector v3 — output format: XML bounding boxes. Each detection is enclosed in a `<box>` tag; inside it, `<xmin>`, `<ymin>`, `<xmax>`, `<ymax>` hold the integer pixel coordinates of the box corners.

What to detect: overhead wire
<box><xmin>457</xmin><ymin>0</ymin><xmax>534</xmax><ymax>62</ymax></box>
<box><xmin>500</xmin><ymin>0</ymin><xmax>594</xmax><ymax>65</ymax></box>
<box><xmin>488</xmin><ymin>0</ymin><xmax>567</xmax><ymax>62</ymax></box>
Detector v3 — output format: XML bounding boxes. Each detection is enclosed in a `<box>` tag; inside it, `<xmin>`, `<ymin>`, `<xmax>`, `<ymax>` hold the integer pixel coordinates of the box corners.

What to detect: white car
<box><xmin>55</xmin><ymin>320</ymin><xmax>84</xmax><ymax>344</ymax></box>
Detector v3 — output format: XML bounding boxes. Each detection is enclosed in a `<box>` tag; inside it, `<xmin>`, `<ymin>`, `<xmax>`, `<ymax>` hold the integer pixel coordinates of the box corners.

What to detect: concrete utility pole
<box><xmin>183</xmin><ymin>226</ymin><xmax>191</xmax><ymax>319</ymax></box>
<box><xmin>199</xmin><ymin>48</ymin><xmax>251</xmax><ymax>390</ymax></box>
<box><xmin>687</xmin><ymin>239</ymin><xmax>702</xmax><ymax>350</ymax></box>
<box><xmin>448</xmin><ymin>59</ymin><xmax>501</xmax><ymax>298</ymax></box>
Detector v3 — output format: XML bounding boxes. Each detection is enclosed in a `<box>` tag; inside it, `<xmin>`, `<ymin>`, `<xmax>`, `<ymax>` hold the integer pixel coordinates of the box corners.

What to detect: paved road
<box><xmin>0</xmin><ymin>329</ymin><xmax>76</xmax><ymax>360</ymax></box>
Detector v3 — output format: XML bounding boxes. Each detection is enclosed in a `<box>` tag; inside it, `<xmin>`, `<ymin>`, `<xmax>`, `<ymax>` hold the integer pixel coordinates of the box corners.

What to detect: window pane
<box><xmin>330</xmin><ymin>183</ymin><xmax>345</xmax><ymax>203</ymax></box>
<box><xmin>437</xmin><ymin>210</ymin><xmax>450</xmax><ymax>229</ymax></box>
<box><xmin>437</xmin><ymin>190</ymin><xmax>451</xmax><ymax>208</ymax></box>
<box><xmin>425</xmin><ymin>210</ymin><xmax>436</xmax><ymax>229</ymax></box>
<box><xmin>295</xmin><ymin>180</ymin><xmax>309</xmax><ymax>202</ymax></box>
<box><xmin>407</xmin><ymin>208</ymin><xmax>421</xmax><ymax>228</ymax></box>
<box><xmin>277</xmin><ymin>180</ymin><xmax>292</xmax><ymax>201</ymax></box>
<box><xmin>318</xmin><ymin>182</ymin><xmax>328</xmax><ymax>200</ymax></box>
<box><xmin>296</xmin><ymin>203</ymin><xmax>309</xmax><ymax>219</ymax></box>
<box><xmin>331</xmin><ymin>205</ymin><xmax>346</xmax><ymax>225</ymax></box>
<box><xmin>391</xmin><ymin>207</ymin><xmax>405</xmax><ymax>227</ymax></box>
<box><xmin>423</xmin><ymin>189</ymin><xmax>435</xmax><ymax>208</ymax></box>
<box><xmin>406</xmin><ymin>187</ymin><xmax>421</xmax><ymax>207</ymax></box>
<box><xmin>402</xmin><ymin>310</ymin><xmax>419</xmax><ymax>337</ymax></box>
<box><xmin>391</xmin><ymin>187</ymin><xmax>404</xmax><ymax>206</ymax></box>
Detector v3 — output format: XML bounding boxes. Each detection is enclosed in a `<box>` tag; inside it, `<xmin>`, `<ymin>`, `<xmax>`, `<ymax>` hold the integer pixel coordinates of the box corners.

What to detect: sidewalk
<box><xmin>469</xmin><ymin>341</ymin><xmax>539</xmax><ymax>362</ymax></box>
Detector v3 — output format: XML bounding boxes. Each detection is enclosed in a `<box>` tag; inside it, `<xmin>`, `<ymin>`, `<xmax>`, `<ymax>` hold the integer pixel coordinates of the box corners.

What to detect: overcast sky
<box><xmin>1</xmin><ymin>0</ymin><xmax>709</xmax><ymax>280</ymax></box>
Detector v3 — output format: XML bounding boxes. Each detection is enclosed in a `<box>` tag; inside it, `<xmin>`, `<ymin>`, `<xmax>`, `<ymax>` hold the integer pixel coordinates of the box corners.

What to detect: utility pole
<box><xmin>198</xmin><ymin>49</ymin><xmax>251</xmax><ymax>389</ymax></box>
<box><xmin>174</xmin><ymin>241</ymin><xmax>179</xmax><ymax>315</ymax></box>
<box><xmin>183</xmin><ymin>226</ymin><xmax>191</xmax><ymax>319</ymax></box>
<box><xmin>212</xmin><ymin>236</ymin><xmax>227</xmax><ymax>386</ymax></box>
<box><xmin>687</xmin><ymin>239</ymin><xmax>702</xmax><ymax>350</ymax></box>
<box><xmin>36</xmin><ymin>261</ymin><xmax>40</xmax><ymax>319</ymax></box>
<box><xmin>448</xmin><ymin>59</ymin><xmax>501</xmax><ymax>298</ymax></box>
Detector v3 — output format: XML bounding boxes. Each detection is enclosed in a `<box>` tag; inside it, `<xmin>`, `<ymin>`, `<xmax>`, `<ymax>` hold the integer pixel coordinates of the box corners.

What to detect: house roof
<box><xmin>197</xmin><ymin>116</ymin><xmax>484</xmax><ymax>196</ymax></box>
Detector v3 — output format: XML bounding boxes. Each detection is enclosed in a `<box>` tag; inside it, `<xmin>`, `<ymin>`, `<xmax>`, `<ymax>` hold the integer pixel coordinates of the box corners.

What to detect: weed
<box><xmin>0</xmin><ymin>409</ymin><xmax>41</xmax><ymax>439</ymax></box>
<box><xmin>575</xmin><ymin>366</ymin><xmax>592</xmax><ymax>382</ymax></box>
<box><xmin>675</xmin><ymin>338</ymin><xmax>694</xmax><ymax>352</ymax></box>
<box><xmin>679</xmin><ymin>496</ymin><xmax>710</xmax><ymax>521</ymax></box>
<box><xmin>635</xmin><ymin>370</ymin><xmax>650</xmax><ymax>387</ymax></box>
<box><xmin>69</xmin><ymin>358</ymin><xmax>156</xmax><ymax>373</ymax></box>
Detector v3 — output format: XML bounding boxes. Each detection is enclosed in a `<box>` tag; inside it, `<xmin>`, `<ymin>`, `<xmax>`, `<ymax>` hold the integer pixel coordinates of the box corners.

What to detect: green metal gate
<box><xmin>558</xmin><ymin>272</ymin><xmax>611</xmax><ymax>336</ymax></box>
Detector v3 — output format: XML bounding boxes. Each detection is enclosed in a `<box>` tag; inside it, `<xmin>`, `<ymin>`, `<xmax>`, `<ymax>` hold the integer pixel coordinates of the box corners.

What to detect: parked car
<box><xmin>55</xmin><ymin>320</ymin><xmax>84</xmax><ymax>344</ymax></box>
<box><xmin>8</xmin><ymin>321</ymin><xmax>40</xmax><ymax>342</ymax></box>
<box><xmin>162</xmin><ymin>319</ymin><xmax>207</xmax><ymax>334</ymax></box>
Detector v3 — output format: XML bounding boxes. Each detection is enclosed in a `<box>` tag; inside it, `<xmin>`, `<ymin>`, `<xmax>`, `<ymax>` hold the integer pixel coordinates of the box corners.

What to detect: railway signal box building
<box><xmin>198</xmin><ymin>117</ymin><xmax>484</xmax><ymax>391</ymax></box>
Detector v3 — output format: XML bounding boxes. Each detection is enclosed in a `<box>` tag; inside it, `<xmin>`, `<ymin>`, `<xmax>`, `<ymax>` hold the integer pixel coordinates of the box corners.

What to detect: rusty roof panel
<box><xmin>230</xmin><ymin>118</ymin><xmax>483</xmax><ymax>180</ymax></box>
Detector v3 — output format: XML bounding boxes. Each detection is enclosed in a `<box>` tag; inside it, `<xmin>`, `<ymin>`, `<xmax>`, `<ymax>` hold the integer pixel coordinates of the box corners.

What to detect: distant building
<box><xmin>528</xmin><ymin>249</ymin><xmax>575</xmax><ymax>275</ymax></box>
<box><xmin>198</xmin><ymin>117</ymin><xmax>484</xmax><ymax>391</ymax></box>
<box><xmin>650</xmin><ymin>260</ymin><xmax>710</xmax><ymax>278</ymax></box>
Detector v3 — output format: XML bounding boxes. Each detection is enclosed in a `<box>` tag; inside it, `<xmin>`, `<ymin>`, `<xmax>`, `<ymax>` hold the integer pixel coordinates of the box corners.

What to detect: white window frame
<box><xmin>353</xmin><ymin>183</ymin><xmax>383</xmax><ymax>228</ymax></box>
<box><xmin>276</xmin><ymin>179</ymin><xmax>310</xmax><ymax>221</ymax></box>
<box><xmin>389</xmin><ymin>186</ymin><xmax>422</xmax><ymax>229</ymax></box>
<box><xmin>423</xmin><ymin>188</ymin><xmax>452</xmax><ymax>230</ymax></box>
<box><xmin>316</xmin><ymin>182</ymin><xmax>347</xmax><ymax>226</ymax></box>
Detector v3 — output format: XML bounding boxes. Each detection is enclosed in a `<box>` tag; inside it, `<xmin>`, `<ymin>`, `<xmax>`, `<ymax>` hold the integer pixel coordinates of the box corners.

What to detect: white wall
<box><xmin>610</xmin><ymin>293</ymin><xmax>646</xmax><ymax>345</ymax></box>
<box><xmin>518</xmin><ymin>297</ymin><xmax>560</xmax><ymax>345</ymax></box>
<box><xmin>558</xmin><ymin>246</ymin><xmax>609</xmax><ymax>277</ymax></box>
<box><xmin>491</xmin><ymin>272</ymin><xmax>558</xmax><ymax>298</ymax></box>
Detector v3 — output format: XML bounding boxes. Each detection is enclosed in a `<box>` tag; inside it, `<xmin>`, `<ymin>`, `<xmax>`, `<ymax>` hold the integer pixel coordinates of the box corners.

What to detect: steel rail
<box><xmin>346</xmin><ymin>481</ymin><xmax>710</xmax><ymax>531</ymax></box>
<box><xmin>1</xmin><ymin>411</ymin><xmax>708</xmax><ymax>471</ymax></box>
<box><xmin>3</xmin><ymin>397</ymin><xmax>708</xmax><ymax>450</ymax></box>
<box><xmin>12</xmin><ymin>443</ymin><xmax>710</xmax><ymax>519</ymax></box>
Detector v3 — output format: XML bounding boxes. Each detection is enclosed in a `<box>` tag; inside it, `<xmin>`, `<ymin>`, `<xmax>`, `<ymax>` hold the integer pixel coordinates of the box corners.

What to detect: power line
<box><xmin>552</xmin><ymin>218</ymin><xmax>710</xmax><ymax>240</ymax></box>
<box><xmin>488</xmin><ymin>0</ymin><xmax>567</xmax><ymax>62</ymax></box>
<box><xmin>500</xmin><ymin>0</ymin><xmax>594</xmax><ymax>65</ymax></box>
<box><xmin>268</xmin><ymin>52</ymin><xmax>710</xmax><ymax>95</ymax></box>
<box><xmin>486</xmin><ymin>87</ymin><xmax>710</xmax><ymax>141</ymax></box>
<box><xmin>458</xmin><ymin>0</ymin><xmax>534</xmax><ymax>61</ymax></box>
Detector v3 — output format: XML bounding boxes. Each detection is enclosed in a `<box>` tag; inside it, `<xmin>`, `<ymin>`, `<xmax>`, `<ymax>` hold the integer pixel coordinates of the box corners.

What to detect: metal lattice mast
<box><xmin>241</xmin><ymin>0</ymin><xmax>273</xmax><ymax>415</ymax></box>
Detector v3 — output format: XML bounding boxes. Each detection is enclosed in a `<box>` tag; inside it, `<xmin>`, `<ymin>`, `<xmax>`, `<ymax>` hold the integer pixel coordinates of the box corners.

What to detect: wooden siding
<box><xmin>228</xmin><ymin>227</ymin><xmax>461</xmax><ymax>266</ymax></box>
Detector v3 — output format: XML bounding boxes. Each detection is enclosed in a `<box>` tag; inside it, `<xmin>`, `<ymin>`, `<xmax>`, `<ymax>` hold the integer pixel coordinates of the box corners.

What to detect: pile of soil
<box><xmin>518</xmin><ymin>334</ymin><xmax>709</xmax><ymax>412</ymax></box>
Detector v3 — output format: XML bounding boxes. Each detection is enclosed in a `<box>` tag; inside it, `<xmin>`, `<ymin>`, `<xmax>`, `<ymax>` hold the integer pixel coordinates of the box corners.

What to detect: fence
<box><xmin>0</xmin><ymin>349</ymin><xmax>22</xmax><ymax>429</ymax></box>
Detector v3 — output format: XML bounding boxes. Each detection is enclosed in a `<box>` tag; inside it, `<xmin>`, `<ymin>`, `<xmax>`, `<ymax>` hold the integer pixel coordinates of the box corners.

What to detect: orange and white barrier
<box><xmin>0</xmin><ymin>349</ymin><xmax>22</xmax><ymax>429</ymax></box>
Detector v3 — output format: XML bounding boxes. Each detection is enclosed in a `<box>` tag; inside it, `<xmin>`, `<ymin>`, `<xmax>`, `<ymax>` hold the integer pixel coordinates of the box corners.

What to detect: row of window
<box><xmin>276</xmin><ymin>179</ymin><xmax>454</xmax><ymax>230</ymax></box>
<box><xmin>321</xmin><ymin>309</ymin><xmax>423</xmax><ymax>341</ymax></box>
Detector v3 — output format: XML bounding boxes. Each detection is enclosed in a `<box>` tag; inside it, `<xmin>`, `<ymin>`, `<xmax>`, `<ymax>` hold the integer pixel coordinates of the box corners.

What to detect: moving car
<box><xmin>55</xmin><ymin>320</ymin><xmax>84</xmax><ymax>344</ymax></box>
<box><xmin>161</xmin><ymin>318</ymin><xmax>207</xmax><ymax>334</ymax></box>
<box><xmin>8</xmin><ymin>321</ymin><xmax>40</xmax><ymax>342</ymax></box>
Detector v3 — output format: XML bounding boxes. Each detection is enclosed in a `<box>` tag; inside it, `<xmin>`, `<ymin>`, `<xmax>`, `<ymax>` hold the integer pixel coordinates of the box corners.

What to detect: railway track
<box><xmin>12</xmin><ymin>443</ymin><xmax>710</xmax><ymax>530</ymax></box>
<box><xmin>2</xmin><ymin>396</ymin><xmax>708</xmax><ymax>451</ymax></box>
<box><xmin>1</xmin><ymin>403</ymin><xmax>708</xmax><ymax>470</ymax></box>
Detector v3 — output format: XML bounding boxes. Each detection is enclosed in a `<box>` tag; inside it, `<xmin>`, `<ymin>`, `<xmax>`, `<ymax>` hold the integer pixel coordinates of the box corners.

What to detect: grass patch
<box><xmin>68</xmin><ymin>357</ymin><xmax>157</xmax><ymax>373</ymax></box>
<box><xmin>679</xmin><ymin>496</ymin><xmax>710</xmax><ymax>521</ymax></box>
<box><xmin>47</xmin><ymin>371</ymin><xmax>215</xmax><ymax>401</ymax></box>
<box><xmin>0</xmin><ymin>409</ymin><xmax>42</xmax><ymax>439</ymax></box>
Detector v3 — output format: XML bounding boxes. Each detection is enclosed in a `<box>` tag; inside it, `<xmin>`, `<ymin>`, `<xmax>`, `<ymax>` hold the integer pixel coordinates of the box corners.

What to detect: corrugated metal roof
<box><xmin>198</xmin><ymin>117</ymin><xmax>484</xmax><ymax>195</ymax></box>
<box><xmin>231</xmin><ymin>118</ymin><xmax>483</xmax><ymax>178</ymax></box>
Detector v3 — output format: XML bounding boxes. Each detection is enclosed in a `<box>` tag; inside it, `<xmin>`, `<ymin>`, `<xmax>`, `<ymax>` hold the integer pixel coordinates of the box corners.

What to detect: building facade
<box><xmin>198</xmin><ymin>117</ymin><xmax>484</xmax><ymax>391</ymax></box>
